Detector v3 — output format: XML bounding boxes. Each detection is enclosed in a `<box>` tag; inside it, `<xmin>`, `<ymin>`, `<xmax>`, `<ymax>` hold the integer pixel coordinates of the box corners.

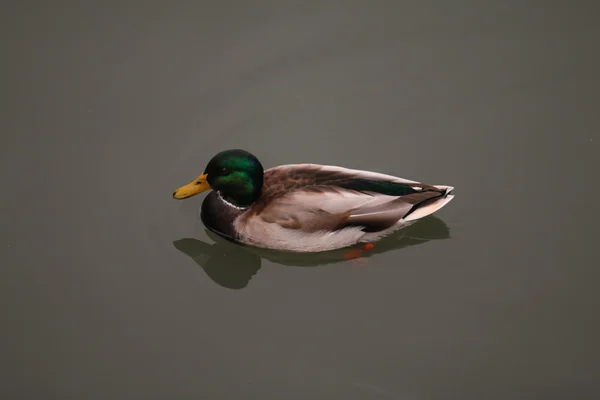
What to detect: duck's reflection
<box><xmin>173</xmin><ymin>216</ymin><xmax>451</xmax><ymax>290</ymax></box>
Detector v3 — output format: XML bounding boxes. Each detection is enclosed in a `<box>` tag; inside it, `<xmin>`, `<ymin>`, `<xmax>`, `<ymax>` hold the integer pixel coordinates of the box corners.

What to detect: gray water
<box><xmin>2</xmin><ymin>2</ymin><xmax>599</xmax><ymax>399</ymax></box>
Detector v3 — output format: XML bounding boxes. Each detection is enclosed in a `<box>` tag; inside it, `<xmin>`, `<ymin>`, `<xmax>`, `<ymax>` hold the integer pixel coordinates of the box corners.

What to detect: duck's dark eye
<box><xmin>220</xmin><ymin>167</ymin><xmax>229</xmax><ymax>175</ymax></box>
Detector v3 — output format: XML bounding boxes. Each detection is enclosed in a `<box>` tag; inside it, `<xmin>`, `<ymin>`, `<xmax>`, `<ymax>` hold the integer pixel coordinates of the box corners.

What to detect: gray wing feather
<box><xmin>257</xmin><ymin>185</ymin><xmax>440</xmax><ymax>233</ymax></box>
<box><xmin>346</xmin><ymin>197</ymin><xmax>414</xmax><ymax>232</ymax></box>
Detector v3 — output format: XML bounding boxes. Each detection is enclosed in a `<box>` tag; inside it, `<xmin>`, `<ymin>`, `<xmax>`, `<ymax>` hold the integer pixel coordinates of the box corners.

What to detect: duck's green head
<box><xmin>172</xmin><ymin>149</ymin><xmax>264</xmax><ymax>207</ymax></box>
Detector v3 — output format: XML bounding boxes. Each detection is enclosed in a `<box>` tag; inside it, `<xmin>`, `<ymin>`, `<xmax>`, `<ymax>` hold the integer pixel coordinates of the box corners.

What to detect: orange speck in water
<box><xmin>343</xmin><ymin>249</ymin><xmax>362</xmax><ymax>260</ymax></box>
<box><xmin>344</xmin><ymin>243</ymin><xmax>375</xmax><ymax>262</ymax></box>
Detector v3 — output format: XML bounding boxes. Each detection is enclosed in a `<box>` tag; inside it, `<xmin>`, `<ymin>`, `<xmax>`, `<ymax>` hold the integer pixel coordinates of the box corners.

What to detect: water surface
<box><xmin>1</xmin><ymin>1</ymin><xmax>599</xmax><ymax>399</ymax></box>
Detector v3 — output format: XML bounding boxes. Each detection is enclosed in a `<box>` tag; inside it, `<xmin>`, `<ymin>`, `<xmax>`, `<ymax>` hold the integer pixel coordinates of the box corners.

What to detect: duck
<box><xmin>173</xmin><ymin>149</ymin><xmax>454</xmax><ymax>253</ymax></box>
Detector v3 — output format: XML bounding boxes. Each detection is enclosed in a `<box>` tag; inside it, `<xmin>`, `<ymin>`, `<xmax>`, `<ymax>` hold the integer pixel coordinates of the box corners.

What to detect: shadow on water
<box><xmin>173</xmin><ymin>216</ymin><xmax>451</xmax><ymax>290</ymax></box>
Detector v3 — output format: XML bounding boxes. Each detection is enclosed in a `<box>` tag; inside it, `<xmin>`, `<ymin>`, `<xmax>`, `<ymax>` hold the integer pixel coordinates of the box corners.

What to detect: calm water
<box><xmin>2</xmin><ymin>1</ymin><xmax>599</xmax><ymax>399</ymax></box>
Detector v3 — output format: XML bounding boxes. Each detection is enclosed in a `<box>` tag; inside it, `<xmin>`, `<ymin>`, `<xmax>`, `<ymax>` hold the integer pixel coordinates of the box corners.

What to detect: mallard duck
<box><xmin>173</xmin><ymin>149</ymin><xmax>454</xmax><ymax>253</ymax></box>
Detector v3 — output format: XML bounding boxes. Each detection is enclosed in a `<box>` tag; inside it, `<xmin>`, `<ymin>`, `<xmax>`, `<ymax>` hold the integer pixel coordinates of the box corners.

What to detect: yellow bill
<box><xmin>173</xmin><ymin>173</ymin><xmax>211</xmax><ymax>199</ymax></box>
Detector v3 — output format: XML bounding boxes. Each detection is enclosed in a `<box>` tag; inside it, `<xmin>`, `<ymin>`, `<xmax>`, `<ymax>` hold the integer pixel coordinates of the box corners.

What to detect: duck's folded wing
<box><xmin>255</xmin><ymin>185</ymin><xmax>445</xmax><ymax>233</ymax></box>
